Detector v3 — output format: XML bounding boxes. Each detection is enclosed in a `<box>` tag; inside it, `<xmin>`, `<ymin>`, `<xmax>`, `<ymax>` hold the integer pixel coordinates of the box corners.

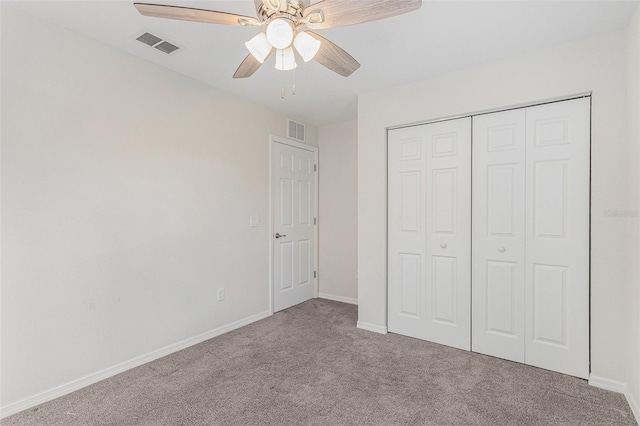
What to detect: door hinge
<box><xmin>314</xmin><ymin>217</ymin><xmax>317</xmax><ymax>225</ymax></box>
<box><xmin>314</xmin><ymin>271</ymin><xmax>317</xmax><ymax>278</ymax></box>
<box><xmin>314</xmin><ymin>164</ymin><xmax>317</xmax><ymax>172</ymax></box>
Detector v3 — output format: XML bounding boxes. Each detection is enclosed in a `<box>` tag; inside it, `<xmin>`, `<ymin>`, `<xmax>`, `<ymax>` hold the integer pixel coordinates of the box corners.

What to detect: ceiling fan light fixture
<box><xmin>275</xmin><ymin>47</ymin><xmax>297</xmax><ymax>71</ymax></box>
<box><xmin>293</xmin><ymin>31</ymin><xmax>321</xmax><ymax>62</ymax></box>
<box><xmin>266</xmin><ymin>18</ymin><xmax>294</xmax><ymax>49</ymax></box>
<box><xmin>245</xmin><ymin>32</ymin><xmax>272</xmax><ymax>63</ymax></box>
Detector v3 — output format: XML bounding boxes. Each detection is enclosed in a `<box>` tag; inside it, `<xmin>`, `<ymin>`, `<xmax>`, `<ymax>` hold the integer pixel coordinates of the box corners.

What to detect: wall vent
<box><xmin>135</xmin><ymin>32</ymin><xmax>181</xmax><ymax>55</ymax></box>
<box><xmin>288</xmin><ymin>119</ymin><xmax>305</xmax><ymax>142</ymax></box>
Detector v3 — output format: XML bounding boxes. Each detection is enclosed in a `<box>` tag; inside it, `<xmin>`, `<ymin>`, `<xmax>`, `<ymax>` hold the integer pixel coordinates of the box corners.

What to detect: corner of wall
<box><xmin>317</xmin><ymin>119</ymin><xmax>359</xmax><ymax>302</ymax></box>
<box><xmin>624</xmin><ymin>4</ymin><xmax>640</xmax><ymax>423</ymax></box>
<box><xmin>625</xmin><ymin>3</ymin><xmax>640</xmax><ymax>424</ymax></box>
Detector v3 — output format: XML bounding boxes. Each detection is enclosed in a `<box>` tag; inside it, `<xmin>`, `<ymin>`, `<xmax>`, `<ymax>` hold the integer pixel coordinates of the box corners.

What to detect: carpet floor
<box><xmin>2</xmin><ymin>299</ymin><xmax>636</xmax><ymax>425</ymax></box>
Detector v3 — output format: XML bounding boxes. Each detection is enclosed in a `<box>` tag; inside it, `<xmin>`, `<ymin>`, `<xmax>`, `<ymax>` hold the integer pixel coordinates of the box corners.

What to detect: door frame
<box><xmin>269</xmin><ymin>135</ymin><xmax>319</xmax><ymax>315</ymax></box>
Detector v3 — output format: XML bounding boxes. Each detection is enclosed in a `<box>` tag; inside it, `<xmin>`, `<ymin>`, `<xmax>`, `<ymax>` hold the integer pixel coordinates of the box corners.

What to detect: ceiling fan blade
<box><xmin>233</xmin><ymin>52</ymin><xmax>271</xmax><ymax>79</ymax></box>
<box><xmin>134</xmin><ymin>3</ymin><xmax>260</xmax><ymax>26</ymax></box>
<box><xmin>303</xmin><ymin>0</ymin><xmax>422</xmax><ymax>29</ymax></box>
<box><xmin>308</xmin><ymin>32</ymin><xmax>360</xmax><ymax>77</ymax></box>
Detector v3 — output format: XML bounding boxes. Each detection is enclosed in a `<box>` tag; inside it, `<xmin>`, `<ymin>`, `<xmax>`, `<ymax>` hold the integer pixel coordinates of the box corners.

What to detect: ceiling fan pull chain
<box><xmin>281</xmin><ymin>49</ymin><xmax>285</xmax><ymax>99</ymax></box>
<box><xmin>292</xmin><ymin>67</ymin><xmax>296</xmax><ymax>96</ymax></box>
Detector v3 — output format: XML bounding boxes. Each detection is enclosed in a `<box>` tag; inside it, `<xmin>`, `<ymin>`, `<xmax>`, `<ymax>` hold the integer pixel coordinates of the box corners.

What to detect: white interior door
<box><xmin>424</xmin><ymin>118</ymin><xmax>471</xmax><ymax>350</ymax></box>
<box><xmin>272</xmin><ymin>140</ymin><xmax>316</xmax><ymax>313</ymax></box>
<box><xmin>472</xmin><ymin>98</ymin><xmax>590</xmax><ymax>378</ymax></box>
<box><xmin>472</xmin><ymin>109</ymin><xmax>526</xmax><ymax>362</ymax></box>
<box><xmin>388</xmin><ymin>118</ymin><xmax>471</xmax><ymax>350</ymax></box>
<box><xmin>388</xmin><ymin>125</ymin><xmax>428</xmax><ymax>340</ymax></box>
<box><xmin>524</xmin><ymin>98</ymin><xmax>590</xmax><ymax>379</ymax></box>
<box><xmin>388</xmin><ymin>99</ymin><xmax>589</xmax><ymax>377</ymax></box>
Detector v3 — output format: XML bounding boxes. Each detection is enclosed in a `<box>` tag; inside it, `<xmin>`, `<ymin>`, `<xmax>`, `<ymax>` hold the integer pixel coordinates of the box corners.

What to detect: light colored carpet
<box><xmin>2</xmin><ymin>299</ymin><xmax>636</xmax><ymax>425</ymax></box>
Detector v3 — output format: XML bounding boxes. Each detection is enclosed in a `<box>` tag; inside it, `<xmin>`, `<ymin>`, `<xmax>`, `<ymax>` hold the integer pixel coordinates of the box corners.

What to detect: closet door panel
<box><xmin>388</xmin><ymin>126</ymin><xmax>428</xmax><ymax>339</ymax></box>
<box><xmin>524</xmin><ymin>98</ymin><xmax>590</xmax><ymax>379</ymax></box>
<box><xmin>472</xmin><ymin>110</ymin><xmax>526</xmax><ymax>362</ymax></box>
<box><xmin>425</xmin><ymin>118</ymin><xmax>471</xmax><ymax>350</ymax></box>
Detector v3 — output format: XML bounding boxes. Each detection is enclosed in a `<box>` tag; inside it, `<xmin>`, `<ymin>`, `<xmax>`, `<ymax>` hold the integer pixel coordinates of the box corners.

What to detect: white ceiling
<box><xmin>7</xmin><ymin>0</ymin><xmax>639</xmax><ymax>126</ymax></box>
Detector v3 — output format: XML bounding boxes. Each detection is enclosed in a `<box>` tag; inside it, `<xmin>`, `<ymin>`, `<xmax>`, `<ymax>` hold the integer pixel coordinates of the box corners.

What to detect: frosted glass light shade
<box><xmin>293</xmin><ymin>31</ymin><xmax>321</xmax><ymax>62</ymax></box>
<box><xmin>245</xmin><ymin>32</ymin><xmax>272</xmax><ymax>63</ymax></box>
<box><xmin>266</xmin><ymin>19</ymin><xmax>294</xmax><ymax>49</ymax></box>
<box><xmin>275</xmin><ymin>47</ymin><xmax>297</xmax><ymax>71</ymax></box>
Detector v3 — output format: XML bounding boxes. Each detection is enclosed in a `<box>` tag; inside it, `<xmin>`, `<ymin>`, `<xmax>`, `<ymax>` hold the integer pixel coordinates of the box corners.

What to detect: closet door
<box><xmin>424</xmin><ymin>118</ymin><xmax>471</xmax><ymax>350</ymax></box>
<box><xmin>472</xmin><ymin>110</ymin><xmax>526</xmax><ymax>362</ymax></box>
<box><xmin>388</xmin><ymin>118</ymin><xmax>471</xmax><ymax>350</ymax></box>
<box><xmin>524</xmin><ymin>98</ymin><xmax>590</xmax><ymax>379</ymax></box>
<box><xmin>388</xmin><ymin>125</ymin><xmax>428</xmax><ymax>340</ymax></box>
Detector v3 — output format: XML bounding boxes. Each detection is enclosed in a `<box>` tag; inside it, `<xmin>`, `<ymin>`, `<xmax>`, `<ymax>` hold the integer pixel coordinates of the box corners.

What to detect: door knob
<box><xmin>440</xmin><ymin>242</ymin><xmax>447</xmax><ymax>248</ymax></box>
<box><xmin>498</xmin><ymin>247</ymin><xmax>506</xmax><ymax>253</ymax></box>
<box><xmin>275</xmin><ymin>233</ymin><xmax>286</xmax><ymax>239</ymax></box>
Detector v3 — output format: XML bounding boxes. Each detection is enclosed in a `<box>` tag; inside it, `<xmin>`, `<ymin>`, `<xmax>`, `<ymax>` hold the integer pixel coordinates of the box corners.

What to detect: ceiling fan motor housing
<box><xmin>257</xmin><ymin>0</ymin><xmax>304</xmax><ymax>21</ymax></box>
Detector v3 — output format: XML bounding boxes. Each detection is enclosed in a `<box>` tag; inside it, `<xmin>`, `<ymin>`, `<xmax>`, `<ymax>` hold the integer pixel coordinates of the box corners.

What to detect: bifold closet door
<box><xmin>472</xmin><ymin>98</ymin><xmax>590</xmax><ymax>379</ymax></box>
<box><xmin>388</xmin><ymin>118</ymin><xmax>471</xmax><ymax>350</ymax></box>
<box><xmin>524</xmin><ymin>98</ymin><xmax>590</xmax><ymax>379</ymax></box>
<box><xmin>472</xmin><ymin>109</ymin><xmax>527</xmax><ymax>363</ymax></box>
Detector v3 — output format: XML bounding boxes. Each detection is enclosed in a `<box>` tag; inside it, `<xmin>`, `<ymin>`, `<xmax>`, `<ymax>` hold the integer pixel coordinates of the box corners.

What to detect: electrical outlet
<box><xmin>217</xmin><ymin>288</ymin><xmax>225</xmax><ymax>302</ymax></box>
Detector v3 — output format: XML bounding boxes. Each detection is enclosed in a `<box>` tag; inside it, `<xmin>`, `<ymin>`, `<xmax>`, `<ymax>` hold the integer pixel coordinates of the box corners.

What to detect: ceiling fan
<box><xmin>134</xmin><ymin>0</ymin><xmax>422</xmax><ymax>79</ymax></box>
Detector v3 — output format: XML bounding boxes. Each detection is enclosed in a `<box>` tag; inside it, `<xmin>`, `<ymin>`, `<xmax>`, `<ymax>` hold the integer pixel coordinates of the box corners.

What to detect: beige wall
<box><xmin>318</xmin><ymin>120</ymin><xmax>358</xmax><ymax>302</ymax></box>
<box><xmin>625</xmin><ymin>4</ymin><xmax>640</xmax><ymax>417</ymax></box>
<box><xmin>0</xmin><ymin>6</ymin><xmax>316</xmax><ymax>412</ymax></box>
<box><xmin>357</xmin><ymin>30</ymin><xmax>630</xmax><ymax>384</ymax></box>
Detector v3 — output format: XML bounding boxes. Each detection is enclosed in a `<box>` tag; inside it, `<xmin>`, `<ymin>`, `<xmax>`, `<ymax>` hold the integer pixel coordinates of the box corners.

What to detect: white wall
<box><xmin>357</xmin><ymin>30</ymin><xmax>630</xmax><ymax>384</ymax></box>
<box><xmin>0</xmin><ymin>6</ymin><xmax>317</xmax><ymax>413</ymax></box>
<box><xmin>625</xmin><ymin>4</ymin><xmax>640</xmax><ymax>418</ymax></box>
<box><xmin>318</xmin><ymin>120</ymin><xmax>358</xmax><ymax>303</ymax></box>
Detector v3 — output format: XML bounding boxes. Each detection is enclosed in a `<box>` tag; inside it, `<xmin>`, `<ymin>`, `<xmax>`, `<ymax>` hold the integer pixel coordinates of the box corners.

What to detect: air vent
<box><xmin>136</xmin><ymin>32</ymin><xmax>162</xmax><ymax>47</ymax></box>
<box><xmin>288</xmin><ymin>119</ymin><xmax>305</xmax><ymax>142</ymax></box>
<box><xmin>135</xmin><ymin>32</ymin><xmax>181</xmax><ymax>55</ymax></box>
<box><xmin>155</xmin><ymin>41</ymin><xmax>179</xmax><ymax>54</ymax></box>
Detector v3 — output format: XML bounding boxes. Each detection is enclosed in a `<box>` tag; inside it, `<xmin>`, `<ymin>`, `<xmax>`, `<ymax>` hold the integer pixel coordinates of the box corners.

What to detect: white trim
<box><xmin>589</xmin><ymin>375</ymin><xmax>627</xmax><ymax>393</ymax></box>
<box><xmin>0</xmin><ymin>310</ymin><xmax>271</xmax><ymax>419</ymax></box>
<box><xmin>357</xmin><ymin>321</ymin><xmax>388</xmax><ymax>334</ymax></box>
<box><xmin>318</xmin><ymin>293</ymin><xmax>358</xmax><ymax>305</ymax></box>
<box><xmin>626</xmin><ymin>388</ymin><xmax>640</xmax><ymax>425</ymax></box>
<box><xmin>386</xmin><ymin>92</ymin><xmax>592</xmax><ymax>130</ymax></box>
<box><xmin>589</xmin><ymin>375</ymin><xmax>640</xmax><ymax>424</ymax></box>
<box><xmin>269</xmin><ymin>135</ymin><xmax>320</xmax><ymax>314</ymax></box>
<box><xmin>271</xmin><ymin>135</ymin><xmax>317</xmax><ymax>152</ymax></box>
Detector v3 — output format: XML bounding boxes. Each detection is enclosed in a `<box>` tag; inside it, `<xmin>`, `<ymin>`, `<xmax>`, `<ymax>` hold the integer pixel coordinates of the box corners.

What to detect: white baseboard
<box><xmin>626</xmin><ymin>388</ymin><xmax>640</xmax><ymax>425</ymax></box>
<box><xmin>589</xmin><ymin>375</ymin><xmax>627</xmax><ymax>393</ymax></box>
<box><xmin>318</xmin><ymin>293</ymin><xmax>358</xmax><ymax>305</ymax></box>
<box><xmin>589</xmin><ymin>375</ymin><xmax>640</xmax><ymax>424</ymax></box>
<box><xmin>0</xmin><ymin>310</ymin><xmax>272</xmax><ymax>419</ymax></box>
<box><xmin>357</xmin><ymin>321</ymin><xmax>387</xmax><ymax>334</ymax></box>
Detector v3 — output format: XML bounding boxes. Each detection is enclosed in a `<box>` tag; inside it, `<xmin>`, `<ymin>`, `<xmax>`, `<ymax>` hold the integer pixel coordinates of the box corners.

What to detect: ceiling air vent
<box><xmin>154</xmin><ymin>41</ymin><xmax>180</xmax><ymax>54</ymax></box>
<box><xmin>288</xmin><ymin>119</ymin><xmax>305</xmax><ymax>142</ymax></box>
<box><xmin>136</xmin><ymin>32</ymin><xmax>162</xmax><ymax>47</ymax></box>
<box><xmin>135</xmin><ymin>32</ymin><xmax>181</xmax><ymax>55</ymax></box>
